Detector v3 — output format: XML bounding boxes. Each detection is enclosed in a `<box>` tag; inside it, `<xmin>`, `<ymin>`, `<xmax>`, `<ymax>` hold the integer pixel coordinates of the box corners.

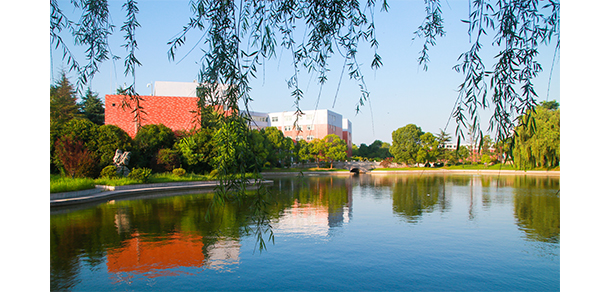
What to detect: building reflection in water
<box><xmin>107</xmin><ymin>212</ymin><xmax>241</xmax><ymax>281</ymax></box>
<box><xmin>272</xmin><ymin>176</ymin><xmax>353</xmax><ymax>237</ymax></box>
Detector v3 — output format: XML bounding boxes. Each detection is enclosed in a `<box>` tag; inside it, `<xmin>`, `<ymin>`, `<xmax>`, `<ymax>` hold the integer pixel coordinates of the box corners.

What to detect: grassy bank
<box><xmin>50</xmin><ymin>172</ymin><xmax>260</xmax><ymax>193</ymax></box>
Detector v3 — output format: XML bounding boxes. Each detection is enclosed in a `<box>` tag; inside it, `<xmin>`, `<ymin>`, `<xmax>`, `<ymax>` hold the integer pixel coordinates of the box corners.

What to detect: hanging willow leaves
<box><xmin>50</xmin><ymin>0</ymin><xmax>559</xmax><ymax>250</ymax></box>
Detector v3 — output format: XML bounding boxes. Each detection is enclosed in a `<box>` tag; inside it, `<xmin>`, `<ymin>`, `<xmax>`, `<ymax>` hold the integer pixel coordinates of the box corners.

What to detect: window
<box><xmin>284</xmin><ymin>116</ymin><xmax>292</xmax><ymax>121</ymax></box>
<box><xmin>295</xmin><ymin>126</ymin><xmax>302</xmax><ymax>131</ymax></box>
<box><xmin>306</xmin><ymin>135</ymin><xmax>314</xmax><ymax>141</ymax></box>
<box><xmin>271</xmin><ymin>116</ymin><xmax>278</xmax><ymax>122</ymax></box>
<box><xmin>306</xmin><ymin>114</ymin><xmax>313</xmax><ymax>120</ymax></box>
<box><xmin>296</xmin><ymin>136</ymin><xmax>303</xmax><ymax>141</ymax></box>
<box><xmin>284</xmin><ymin>126</ymin><xmax>292</xmax><ymax>131</ymax></box>
<box><xmin>306</xmin><ymin>125</ymin><xmax>314</xmax><ymax>130</ymax></box>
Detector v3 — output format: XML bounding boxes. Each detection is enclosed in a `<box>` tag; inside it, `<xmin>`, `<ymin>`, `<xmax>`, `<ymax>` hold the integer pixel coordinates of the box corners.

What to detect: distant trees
<box><xmin>305</xmin><ymin>134</ymin><xmax>347</xmax><ymax>168</ymax></box>
<box><xmin>353</xmin><ymin>140</ymin><xmax>392</xmax><ymax>161</ymax></box>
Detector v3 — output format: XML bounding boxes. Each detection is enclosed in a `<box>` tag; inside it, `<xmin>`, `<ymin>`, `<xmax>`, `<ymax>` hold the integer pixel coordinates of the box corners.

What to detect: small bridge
<box><xmin>335</xmin><ymin>161</ymin><xmax>379</xmax><ymax>174</ymax></box>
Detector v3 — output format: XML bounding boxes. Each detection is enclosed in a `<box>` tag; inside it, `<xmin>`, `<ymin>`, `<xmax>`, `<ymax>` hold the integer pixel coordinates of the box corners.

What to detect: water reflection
<box><xmin>270</xmin><ymin>177</ymin><xmax>353</xmax><ymax>237</ymax></box>
<box><xmin>50</xmin><ymin>174</ymin><xmax>559</xmax><ymax>291</ymax></box>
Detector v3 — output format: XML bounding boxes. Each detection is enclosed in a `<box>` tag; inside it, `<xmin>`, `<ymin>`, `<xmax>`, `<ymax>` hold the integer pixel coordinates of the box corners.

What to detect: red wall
<box><xmin>105</xmin><ymin>95</ymin><xmax>200</xmax><ymax>137</ymax></box>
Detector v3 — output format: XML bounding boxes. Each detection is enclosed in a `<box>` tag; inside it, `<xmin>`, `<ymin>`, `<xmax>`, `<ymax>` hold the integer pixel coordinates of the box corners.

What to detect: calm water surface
<box><xmin>51</xmin><ymin>174</ymin><xmax>559</xmax><ymax>291</ymax></box>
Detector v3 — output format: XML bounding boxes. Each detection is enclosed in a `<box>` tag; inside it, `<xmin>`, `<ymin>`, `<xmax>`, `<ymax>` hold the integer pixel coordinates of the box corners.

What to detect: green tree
<box><xmin>50</xmin><ymin>71</ymin><xmax>79</xmax><ymax>127</ymax></box>
<box><xmin>435</xmin><ymin>129</ymin><xmax>452</xmax><ymax>164</ymax></box>
<box><xmin>96</xmin><ymin>124</ymin><xmax>134</xmax><ymax>168</ymax></box>
<box><xmin>248</xmin><ymin>129</ymin><xmax>270</xmax><ymax>171</ymax></box>
<box><xmin>417</xmin><ymin>132</ymin><xmax>440</xmax><ymax>165</ymax></box>
<box><xmin>134</xmin><ymin>124</ymin><xmax>176</xmax><ymax>169</ymax></box>
<box><xmin>261</xmin><ymin>127</ymin><xmax>293</xmax><ymax>167</ymax></box>
<box><xmin>52</xmin><ymin>118</ymin><xmax>101</xmax><ymax>175</ymax></box>
<box><xmin>79</xmin><ymin>87</ymin><xmax>105</xmax><ymax>125</ymax></box>
<box><xmin>294</xmin><ymin>139</ymin><xmax>311</xmax><ymax>165</ymax></box>
<box><xmin>322</xmin><ymin>134</ymin><xmax>347</xmax><ymax>168</ymax></box>
<box><xmin>512</xmin><ymin>101</ymin><xmax>560</xmax><ymax>170</ymax></box>
<box><xmin>175</xmin><ymin>128</ymin><xmax>216</xmax><ymax>174</ymax></box>
<box><xmin>390</xmin><ymin>124</ymin><xmax>424</xmax><ymax>165</ymax></box>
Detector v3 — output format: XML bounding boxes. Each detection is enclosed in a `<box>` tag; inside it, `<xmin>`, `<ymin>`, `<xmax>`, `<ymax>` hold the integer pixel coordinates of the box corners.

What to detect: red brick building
<box><xmin>105</xmin><ymin>94</ymin><xmax>200</xmax><ymax>138</ymax></box>
<box><xmin>104</xmin><ymin>81</ymin><xmax>352</xmax><ymax>157</ymax></box>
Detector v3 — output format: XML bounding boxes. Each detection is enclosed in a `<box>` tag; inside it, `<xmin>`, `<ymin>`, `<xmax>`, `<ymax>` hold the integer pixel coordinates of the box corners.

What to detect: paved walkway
<box><xmin>51</xmin><ymin>179</ymin><xmax>272</xmax><ymax>207</ymax></box>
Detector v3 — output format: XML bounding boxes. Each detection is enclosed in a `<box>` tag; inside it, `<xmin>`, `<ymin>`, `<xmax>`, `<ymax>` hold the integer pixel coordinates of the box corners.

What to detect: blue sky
<box><xmin>50</xmin><ymin>0</ymin><xmax>560</xmax><ymax>145</ymax></box>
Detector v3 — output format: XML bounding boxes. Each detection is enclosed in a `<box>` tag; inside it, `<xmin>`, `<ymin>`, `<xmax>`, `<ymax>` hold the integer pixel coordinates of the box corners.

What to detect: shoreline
<box><xmin>50</xmin><ymin>179</ymin><xmax>273</xmax><ymax>207</ymax></box>
<box><xmin>51</xmin><ymin>169</ymin><xmax>558</xmax><ymax>206</ymax></box>
<box><xmin>261</xmin><ymin>169</ymin><xmax>560</xmax><ymax>177</ymax></box>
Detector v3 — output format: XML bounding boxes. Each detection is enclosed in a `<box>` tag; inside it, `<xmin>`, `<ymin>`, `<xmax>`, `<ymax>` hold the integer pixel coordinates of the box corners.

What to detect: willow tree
<box><xmin>50</xmin><ymin>0</ymin><xmax>559</xmax><ymax>248</ymax></box>
<box><xmin>512</xmin><ymin>100</ymin><xmax>560</xmax><ymax>170</ymax></box>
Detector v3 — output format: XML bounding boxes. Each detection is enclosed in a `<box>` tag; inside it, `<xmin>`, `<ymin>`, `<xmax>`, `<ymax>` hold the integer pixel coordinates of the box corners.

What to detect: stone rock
<box><xmin>113</xmin><ymin>149</ymin><xmax>132</xmax><ymax>177</ymax></box>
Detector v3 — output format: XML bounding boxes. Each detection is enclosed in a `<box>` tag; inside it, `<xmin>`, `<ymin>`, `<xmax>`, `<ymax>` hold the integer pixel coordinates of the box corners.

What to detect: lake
<box><xmin>50</xmin><ymin>173</ymin><xmax>559</xmax><ymax>291</ymax></box>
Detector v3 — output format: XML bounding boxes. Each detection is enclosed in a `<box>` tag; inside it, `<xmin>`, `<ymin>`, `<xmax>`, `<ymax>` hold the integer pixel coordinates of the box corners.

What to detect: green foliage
<box><xmin>172</xmin><ymin>168</ymin><xmax>187</xmax><ymax>177</ymax></box>
<box><xmin>323</xmin><ymin>134</ymin><xmax>348</xmax><ymax>168</ymax></box>
<box><xmin>96</xmin><ymin>124</ymin><xmax>134</xmax><ymax>168</ymax></box>
<box><xmin>52</xmin><ymin>118</ymin><xmax>101</xmax><ymax>175</ymax></box>
<box><xmin>50</xmin><ymin>71</ymin><xmax>79</xmax><ymax>127</ymax></box>
<box><xmin>390</xmin><ymin>124</ymin><xmax>424</xmax><ymax>165</ymax></box>
<box><xmin>155</xmin><ymin>148</ymin><xmax>180</xmax><ymax>172</ymax></box>
<box><xmin>309</xmin><ymin>134</ymin><xmax>347</xmax><ymax>168</ymax></box>
<box><xmin>357</xmin><ymin>140</ymin><xmax>392</xmax><ymax>160</ymax></box>
<box><xmin>100</xmin><ymin>165</ymin><xmax>118</xmax><ymax>179</ymax></box>
<box><xmin>175</xmin><ymin>128</ymin><xmax>216</xmax><ymax>174</ymax></box>
<box><xmin>134</xmin><ymin>124</ymin><xmax>176</xmax><ymax>168</ymax></box>
<box><xmin>79</xmin><ymin>87</ymin><xmax>105</xmax><ymax>125</ymax></box>
<box><xmin>128</xmin><ymin>167</ymin><xmax>152</xmax><ymax>183</ymax></box>
<box><xmin>261</xmin><ymin>127</ymin><xmax>293</xmax><ymax>167</ymax></box>
<box><xmin>512</xmin><ymin>102</ymin><xmax>560</xmax><ymax>170</ymax></box>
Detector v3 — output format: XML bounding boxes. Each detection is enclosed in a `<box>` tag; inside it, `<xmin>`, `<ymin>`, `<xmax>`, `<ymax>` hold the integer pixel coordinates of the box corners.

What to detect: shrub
<box><xmin>380</xmin><ymin>157</ymin><xmax>394</xmax><ymax>168</ymax></box>
<box><xmin>54</xmin><ymin>135</ymin><xmax>98</xmax><ymax>178</ymax></box>
<box><xmin>96</xmin><ymin>125</ymin><xmax>134</xmax><ymax>168</ymax></box>
<box><xmin>128</xmin><ymin>167</ymin><xmax>152</xmax><ymax>183</ymax></box>
<box><xmin>100</xmin><ymin>165</ymin><xmax>118</xmax><ymax>179</ymax></box>
<box><xmin>52</xmin><ymin>118</ymin><xmax>101</xmax><ymax>175</ymax></box>
<box><xmin>209</xmin><ymin>169</ymin><xmax>219</xmax><ymax>178</ymax></box>
<box><xmin>134</xmin><ymin>124</ymin><xmax>176</xmax><ymax>168</ymax></box>
<box><xmin>173</xmin><ymin>168</ymin><xmax>186</xmax><ymax>177</ymax></box>
<box><xmin>155</xmin><ymin>148</ymin><xmax>180</xmax><ymax>172</ymax></box>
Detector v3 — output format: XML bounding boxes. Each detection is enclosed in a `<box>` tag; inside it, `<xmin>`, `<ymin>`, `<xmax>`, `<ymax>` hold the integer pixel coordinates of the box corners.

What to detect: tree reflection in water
<box><xmin>50</xmin><ymin>174</ymin><xmax>559</xmax><ymax>291</ymax></box>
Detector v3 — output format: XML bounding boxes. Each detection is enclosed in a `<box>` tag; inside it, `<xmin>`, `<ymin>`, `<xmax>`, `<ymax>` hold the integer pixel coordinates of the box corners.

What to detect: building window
<box><xmin>296</xmin><ymin>136</ymin><xmax>303</xmax><ymax>141</ymax></box>
<box><xmin>271</xmin><ymin>116</ymin><xmax>278</xmax><ymax>122</ymax></box>
<box><xmin>307</xmin><ymin>125</ymin><xmax>314</xmax><ymax>130</ymax></box>
<box><xmin>284</xmin><ymin>116</ymin><xmax>292</xmax><ymax>121</ymax></box>
<box><xmin>306</xmin><ymin>135</ymin><xmax>314</xmax><ymax>141</ymax></box>
<box><xmin>306</xmin><ymin>114</ymin><xmax>313</xmax><ymax>120</ymax></box>
<box><xmin>284</xmin><ymin>126</ymin><xmax>292</xmax><ymax>131</ymax></box>
<box><xmin>295</xmin><ymin>126</ymin><xmax>302</xmax><ymax>131</ymax></box>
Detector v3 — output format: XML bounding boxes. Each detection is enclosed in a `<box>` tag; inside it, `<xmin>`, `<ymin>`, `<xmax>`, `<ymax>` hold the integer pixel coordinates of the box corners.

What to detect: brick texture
<box><xmin>105</xmin><ymin>95</ymin><xmax>200</xmax><ymax>138</ymax></box>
